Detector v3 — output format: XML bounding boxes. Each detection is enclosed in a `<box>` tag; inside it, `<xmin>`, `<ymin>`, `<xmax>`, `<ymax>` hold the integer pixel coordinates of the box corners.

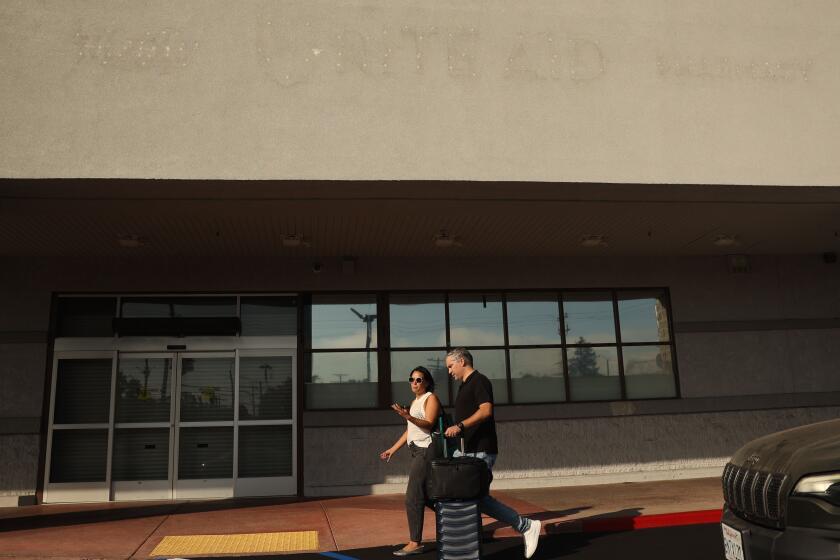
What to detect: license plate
<box><xmin>721</xmin><ymin>523</ymin><xmax>746</xmax><ymax>560</ymax></box>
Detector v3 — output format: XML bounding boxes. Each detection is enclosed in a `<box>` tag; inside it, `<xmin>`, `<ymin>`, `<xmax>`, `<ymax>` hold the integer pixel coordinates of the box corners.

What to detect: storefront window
<box><xmin>622</xmin><ymin>345</ymin><xmax>677</xmax><ymax>399</ymax></box>
<box><xmin>308</xmin><ymin>289</ymin><xmax>679</xmax><ymax>410</ymax></box>
<box><xmin>618</xmin><ymin>291</ymin><xmax>671</xmax><ymax>343</ymax></box>
<box><xmin>56</xmin><ymin>297</ymin><xmax>116</xmax><ymax>337</ymax></box>
<box><xmin>238</xmin><ymin>425</ymin><xmax>292</xmax><ymax>477</ymax></box>
<box><xmin>240</xmin><ymin>297</ymin><xmax>297</xmax><ymax>336</ymax></box>
<box><xmin>54</xmin><ymin>359</ymin><xmax>112</xmax><ymax>424</ymax></box>
<box><xmin>509</xmin><ymin>348</ymin><xmax>565</xmax><ymax>403</ymax></box>
<box><xmin>239</xmin><ymin>356</ymin><xmax>293</xmax><ymax>420</ymax></box>
<box><xmin>121</xmin><ymin>297</ymin><xmax>237</xmax><ymax>318</ymax></box>
<box><xmin>567</xmin><ymin>346</ymin><xmax>622</xmax><ymax>401</ymax></box>
<box><xmin>449</xmin><ymin>293</ymin><xmax>504</xmax><ymax>347</ymax></box>
<box><xmin>506</xmin><ymin>293</ymin><xmax>562</xmax><ymax>346</ymax></box>
<box><xmin>390</xmin><ymin>350</ymin><xmax>449</xmax><ymax>407</ymax></box>
<box><xmin>310</xmin><ymin>295</ymin><xmax>377</xmax><ymax>349</ymax></box>
<box><xmin>389</xmin><ymin>294</ymin><xmax>446</xmax><ymax>348</ymax></box>
<box><xmin>306</xmin><ymin>294</ymin><xmax>379</xmax><ymax>409</ymax></box>
<box><xmin>49</xmin><ymin>429</ymin><xmax>108</xmax><ymax>483</ymax></box>
<box><xmin>563</xmin><ymin>292</ymin><xmax>616</xmax><ymax>344</ymax></box>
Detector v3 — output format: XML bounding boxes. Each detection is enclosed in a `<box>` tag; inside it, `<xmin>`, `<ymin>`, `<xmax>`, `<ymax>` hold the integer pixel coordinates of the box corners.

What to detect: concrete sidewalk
<box><xmin>0</xmin><ymin>478</ymin><xmax>723</xmax><ymax>559</ymax></box>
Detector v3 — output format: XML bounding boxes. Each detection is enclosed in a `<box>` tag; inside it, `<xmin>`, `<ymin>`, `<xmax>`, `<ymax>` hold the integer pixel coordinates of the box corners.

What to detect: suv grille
<box><xmin>722</xmin><ymin>462</ymin><xmax>787</xmax><ymax>528</ymax></box>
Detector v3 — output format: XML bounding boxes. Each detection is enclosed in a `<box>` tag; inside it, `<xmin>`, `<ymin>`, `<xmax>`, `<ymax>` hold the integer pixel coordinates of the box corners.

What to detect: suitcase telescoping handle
<box><xmin>437</xmin><ymin>416</ymin><xmax>465</xmax><ymax>457</ymax></box>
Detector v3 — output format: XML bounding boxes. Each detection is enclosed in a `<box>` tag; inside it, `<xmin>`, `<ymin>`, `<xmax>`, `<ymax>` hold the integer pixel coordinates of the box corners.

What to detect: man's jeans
<box><xmin>453</xmin><ymin>450</ymin><xmax>531</xmax><ymax>534</ymax></box>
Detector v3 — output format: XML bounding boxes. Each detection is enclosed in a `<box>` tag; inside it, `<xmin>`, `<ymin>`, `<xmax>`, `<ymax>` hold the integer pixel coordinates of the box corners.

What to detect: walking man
<box><xmin>443</xmin><ymin>347</ymin><xmax>541</xmax><ymax>559</ymax></box>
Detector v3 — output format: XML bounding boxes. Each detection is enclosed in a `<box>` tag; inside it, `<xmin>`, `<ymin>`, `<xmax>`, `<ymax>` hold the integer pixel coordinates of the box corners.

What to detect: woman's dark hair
<box><xmin>411</xmin><ymin>366</ymin><xmax>435</xmax><ymax>393</ymax></box>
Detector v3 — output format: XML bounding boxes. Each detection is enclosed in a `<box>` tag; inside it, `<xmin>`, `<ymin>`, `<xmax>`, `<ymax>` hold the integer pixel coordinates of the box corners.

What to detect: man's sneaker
<box><xmin>523</xmin><ymin>518</ymin><xmax>541</xmax><ymax>558</ymax></box>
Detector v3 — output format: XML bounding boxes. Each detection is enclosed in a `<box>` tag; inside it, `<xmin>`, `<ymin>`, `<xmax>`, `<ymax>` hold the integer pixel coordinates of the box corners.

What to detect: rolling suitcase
<box><xmin>435</xmin><ymin>499</ymin><xmax>482</xmax><ymax>560</ymax></box>
<box><xmin>427</xmin><ymin>417</ymin><xmax>490</xmax><ymax>501</ymax></box>
<box><xmin>429</xmin><ymin>420</ymin><xmax>486</xmax><ymax>560</ymax></box>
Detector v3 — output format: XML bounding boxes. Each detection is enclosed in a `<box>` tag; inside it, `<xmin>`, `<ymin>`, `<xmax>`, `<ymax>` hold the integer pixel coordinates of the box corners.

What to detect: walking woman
<box><xmin>380</xmin><ymin>366</ymin><xmax>442</xmax><ymax>556</ymax></box>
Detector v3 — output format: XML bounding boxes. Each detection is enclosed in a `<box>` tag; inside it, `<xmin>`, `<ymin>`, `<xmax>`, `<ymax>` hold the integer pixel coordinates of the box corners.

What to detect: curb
<box><xmin>577</xmin><ymin>509</ymin><xmax>723</xmax><ymax>533</ymax></box>
<box><xmin>481</xmin><ymin>508</ymin><xmax>723</xmax><ymax>538</ymax></box>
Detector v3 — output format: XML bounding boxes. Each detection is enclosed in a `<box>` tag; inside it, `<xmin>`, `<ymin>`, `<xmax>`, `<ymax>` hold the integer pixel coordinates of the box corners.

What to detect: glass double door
<box><xmin>113</xmin><ymin>352</ymin><xmax>234</xmax><ymax>499</ymax></box>
<box><xmin>111</xmin><ymin>350</ymin><xmax>295</xmax><ymax>500</ymax></box>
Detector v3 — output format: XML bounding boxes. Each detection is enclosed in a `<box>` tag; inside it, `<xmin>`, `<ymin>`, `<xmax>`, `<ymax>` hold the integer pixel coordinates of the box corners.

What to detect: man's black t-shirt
<box><xmin>454</xmin><ymin>370</ymin><xmax>499</xmax><ymax>454</ymax></box>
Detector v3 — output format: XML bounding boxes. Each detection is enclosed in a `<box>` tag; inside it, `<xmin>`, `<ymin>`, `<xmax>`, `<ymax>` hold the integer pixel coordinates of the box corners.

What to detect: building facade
<box><xmin>2</xmin><ymin>0</ymin><xmax>840</xmax><ymax>506</ymax></box>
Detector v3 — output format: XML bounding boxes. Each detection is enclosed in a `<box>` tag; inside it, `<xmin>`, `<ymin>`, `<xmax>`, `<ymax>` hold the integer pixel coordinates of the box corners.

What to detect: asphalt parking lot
<box><xmin>214</xmin><ymin>523</ymin><xmax>726</xmax><ymax>560</ymax></box>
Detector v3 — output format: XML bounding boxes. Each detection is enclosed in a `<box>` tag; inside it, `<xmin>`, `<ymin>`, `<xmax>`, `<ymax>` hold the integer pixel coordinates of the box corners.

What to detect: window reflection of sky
<box><xmin>310</xmin><ymin>352</ymin><xmax>378</xmax><ymax>384</ymax></box>
<box><xmin>507</xmin><ymin>294</ymin><xmax>562</xmax><ymax>345</ymax></box>
<box><xmin>563</xmin><ymin>292</ymin><xmax>616</xmax><ymax>344</ymax></box>
<box><xmin>390</xmin><ymin>297</ymin><xmax>446</xmax><ymax>347</ymax></box>
<box><xmin>509</xmin><ymin>348</ymin><xmax>563</xmax><ymax>378</ymax></box>
<box><xmin>618</xmin><ymin>294</ymin><xmax>670</xmax><ymax>342</ymax></box>
<box><xmin>449</xmin><ymin>295</ymin><xmax>504</xmax><ymax>346</ymax></box>
<box><xmin>311</xmin><ymin>297</ymin><xmax>377</xmax><ymax>349</ymax></box>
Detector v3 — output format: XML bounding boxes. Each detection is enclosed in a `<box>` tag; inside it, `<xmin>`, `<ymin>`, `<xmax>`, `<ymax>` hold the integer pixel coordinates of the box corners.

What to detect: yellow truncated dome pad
<box><xmin>150</xmin><ymin>531</ymin><xmax>319</xmax><ymax>556</ymax></box>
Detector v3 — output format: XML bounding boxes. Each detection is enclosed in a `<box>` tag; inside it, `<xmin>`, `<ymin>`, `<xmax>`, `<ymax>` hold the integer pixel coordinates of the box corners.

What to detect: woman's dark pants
<box><xmin>405</xmin><ymin>443</ymin><xmax>434</xmax><ymax>542</ymax></box>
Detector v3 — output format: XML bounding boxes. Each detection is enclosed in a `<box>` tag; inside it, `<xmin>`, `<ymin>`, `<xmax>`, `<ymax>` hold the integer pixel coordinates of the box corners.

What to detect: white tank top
<box><xmin>407</xmin><ymin>392</ymin><xmax>433</xmax><ymax>448</ymax></box>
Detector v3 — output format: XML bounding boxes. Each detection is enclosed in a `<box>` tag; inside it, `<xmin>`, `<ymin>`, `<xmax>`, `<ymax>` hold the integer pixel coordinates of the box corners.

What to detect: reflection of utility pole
<box><xmin>259</xmin><ymin>363</ymin><xmax>272</xmax><ymax>383</ymax></box>
<box><xmin>560</xmin><ymin>311</ymin><xmax>571</xmax><ymax>337</ymax></box>
<box><xmin>350</xmin><ymin>307</ymin><xmax>377</xmax><ymax>382</ymax></box>
<box><xmin>427</xmin><ymin>356</ymin><xmax>444</xmax><ymax>372</ymax></box>
<box><xmin>250</xmin><ymin>382</ymin><xmax>256</xmax><ymax>416</ymax></box>
<box><xmin>427</xmin><ymin>357</ymin><xmax>445</xmax><ymax>382</ymax></box>
<box><xmin>335</xmin><ymin>374</ymin><xmax>347</xmax><ymax>383</ymax></box>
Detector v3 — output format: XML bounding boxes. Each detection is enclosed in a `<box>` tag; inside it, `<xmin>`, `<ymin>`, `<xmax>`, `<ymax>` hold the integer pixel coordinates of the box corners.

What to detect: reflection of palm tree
<box><xmin>141</xmin><ymin>359</ymin><xmax>151</xmax><ymax>400</ymax></box>
<box><xmin>350</xmin><ymin>307</ymin><xmax>377</xmax><ymax>382</ymax></box>
<box><xmin>161</xmin><ymin>359</ymin><xmax>170</xmax><ymax>402</ymax></box>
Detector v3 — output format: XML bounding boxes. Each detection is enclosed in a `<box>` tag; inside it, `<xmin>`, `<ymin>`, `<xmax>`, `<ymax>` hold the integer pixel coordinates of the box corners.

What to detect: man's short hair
<box><xmin>446</xmin><ymin>347</ymin><xmax>474</xmax><ymax>366</ymax></box>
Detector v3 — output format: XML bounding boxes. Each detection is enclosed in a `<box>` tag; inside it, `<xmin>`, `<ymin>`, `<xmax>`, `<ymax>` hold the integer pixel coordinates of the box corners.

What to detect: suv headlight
<box><xmin>793</xmin><ymin>473</ymin><xmax>840</xmax><ymax>506</ymax></box>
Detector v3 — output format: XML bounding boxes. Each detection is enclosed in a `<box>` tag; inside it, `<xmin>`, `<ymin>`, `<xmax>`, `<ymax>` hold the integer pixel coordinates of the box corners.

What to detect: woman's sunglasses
<box><xmin>408</xmin><ymin>376</ymin><xmax>425</xmax><ymax>384</ymax></box>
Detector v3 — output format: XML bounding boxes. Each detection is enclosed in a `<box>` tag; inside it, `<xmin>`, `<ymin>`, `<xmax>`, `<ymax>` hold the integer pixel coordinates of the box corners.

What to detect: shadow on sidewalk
<box><xmin>481</xmin><ymin>506</ymin><xmax>592</xmax><ymax>535</ymax></box>
<box><xmin>546</xmin><ymin>507</ymin><xmax>644</xmax><ymax>533</ymax></box>
<box><xmin>0</xmin><ymin>496</ymin><xmax>322</xmax><ymax>533</ymax></box>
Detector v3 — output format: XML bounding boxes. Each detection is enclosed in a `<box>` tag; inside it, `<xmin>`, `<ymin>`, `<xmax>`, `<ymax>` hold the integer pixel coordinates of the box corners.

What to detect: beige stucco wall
<box><xmin>1</xmin><ymin>0</ymin><xmax>839</xmax><ymax>183</ymax></box>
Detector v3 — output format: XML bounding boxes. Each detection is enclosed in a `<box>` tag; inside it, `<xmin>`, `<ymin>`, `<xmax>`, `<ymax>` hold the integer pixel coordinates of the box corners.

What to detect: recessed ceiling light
<box><xmin>713</xmin><ymin>234</ymin><xmax>740</xmax><ymax>247</ymax></box>
<box><xmin>117</xmin><ymin>234</ymin><xmax>148</xmax><ymax>248</ymax></box>
<box><xmin>282</xmin><ymin>234</ymin><xmax>310</xmax><ymax>248</ymax></box>
<box><xmin>434</xmin><ymin>231</ymin><xmax>462</xmax><ymax>248</ymax></box>
<box><xmin>580</xmin><ymin>234</ymin><xmax>608</xmax><ymax>248</ymax></box>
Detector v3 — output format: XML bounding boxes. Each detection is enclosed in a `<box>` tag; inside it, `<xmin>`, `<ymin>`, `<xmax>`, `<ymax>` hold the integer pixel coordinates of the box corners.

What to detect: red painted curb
<box><xmin>580</xmin><ymin>509</ymin><xmax>723</xmax><ymax>533</ymax></box>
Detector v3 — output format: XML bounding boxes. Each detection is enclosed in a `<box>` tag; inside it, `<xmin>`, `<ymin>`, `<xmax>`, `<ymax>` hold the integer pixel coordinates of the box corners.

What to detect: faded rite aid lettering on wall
<box><xmin>255</xmin><ymin>20</ymin><xmax>606</xmax><ymax>87</ymax></box>
<box><xmin>74</xmin><ymin>28</ymin><xmax>200</xmax><ymax>70</ymax></box>
<box><xmin>70</xmin><ymin>20</ymin><xmax>817</xmax><ymax>87</ymax></box>
<box><xmin>71</xmin><ymin>21</ymin><xmax>606</xmax><ymax>85</ymax></box>
<box><xmin>656</xmin><ymin>55</ymin><xmax>813</xmax><ymax>82</ymax></box>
